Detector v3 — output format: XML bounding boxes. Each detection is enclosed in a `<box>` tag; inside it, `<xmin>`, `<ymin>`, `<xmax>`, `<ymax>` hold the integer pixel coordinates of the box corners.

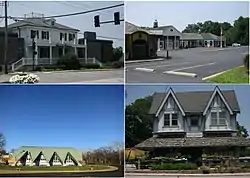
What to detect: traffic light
<box><xmin>114</xmin><ymin>12</ymin><xmax>120</xmax><ymax>25</ymax></box>
<box><xmin>94</xmin><ymin>15</ymin><xmax>100</xmax><ymax>27</ymax></box>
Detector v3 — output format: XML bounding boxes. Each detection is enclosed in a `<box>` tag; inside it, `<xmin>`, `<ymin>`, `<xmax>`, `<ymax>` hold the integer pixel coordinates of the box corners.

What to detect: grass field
<box><xmin>206</xmin><ymin>66</ymin><xmax>249</xmax><ymax>84</ymax></box>
<box><xmin>0</xmin><ymin>164</ymin><xmax>112</xmax><ymax>172</ymax></box>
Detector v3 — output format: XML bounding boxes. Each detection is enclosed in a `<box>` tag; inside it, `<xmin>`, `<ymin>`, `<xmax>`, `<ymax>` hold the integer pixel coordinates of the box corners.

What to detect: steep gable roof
<box><xmin>8</xmin><ymin>18</ymin><xmax>79</xmax><ymax>31</ymax></box>
<box><xmin>149</xmin><ymin>89</ymin><xmax>240</xmax><ymax>114</ymax></box>
<box><xmin>155</xmin><ymin>87</ymin><xmax>185</xmax><ymax>117</ymax></box>
<box><xmin>13</xmin><ymin>146</ymin><xmax>82</xmax><ymax>162</ymax></box>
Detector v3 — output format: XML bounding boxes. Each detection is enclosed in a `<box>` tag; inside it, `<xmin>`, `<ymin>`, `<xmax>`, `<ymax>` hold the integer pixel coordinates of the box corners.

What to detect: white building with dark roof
<box><xmin>8</xmin><ymin>13</ymin><xmax>87</xmax><ymax>71</ymax></box>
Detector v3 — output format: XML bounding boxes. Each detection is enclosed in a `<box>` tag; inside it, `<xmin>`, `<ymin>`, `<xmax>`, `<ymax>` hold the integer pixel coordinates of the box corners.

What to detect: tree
<box><xmin>237</xmin><ymin>121</ymin><xmax>249</xmax><ymax>138</ymax></box>
<box><xmin>182</xmin><ymin>16</ymin><xmax>249</xmax><ymax>46</ymax></box>
<box><xmin>113</xmin><ymin>47</ymin><xmax>123</xmax><ymax>62</ymax></box>
<box><xmin>125</xmin><ymin>96</ymin><xmax>153</xmax><ymax>148</ymax></box>
<box><xmin>0</xmin><ymin>133</ymin><xmax>6</xmax><ymax>155</ymax></box>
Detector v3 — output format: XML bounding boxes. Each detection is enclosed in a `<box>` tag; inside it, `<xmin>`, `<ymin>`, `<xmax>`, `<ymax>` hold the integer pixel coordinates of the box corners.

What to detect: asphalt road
<box><xmin>126</xmin><ymin>46</ymin><xmax>249</xmax><ymax>83</ymax></box>
<box><xmin>0</xmin><ymin>69</ymin><xmax>124</xmax><ymax>84</ymax></box>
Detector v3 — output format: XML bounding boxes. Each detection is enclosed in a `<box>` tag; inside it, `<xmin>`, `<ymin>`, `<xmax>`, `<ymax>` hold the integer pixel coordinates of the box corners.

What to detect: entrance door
<box><xmin>132</xmin><ymin>40</ymin><xmax>148</xmax><ymax>59</ymax></box>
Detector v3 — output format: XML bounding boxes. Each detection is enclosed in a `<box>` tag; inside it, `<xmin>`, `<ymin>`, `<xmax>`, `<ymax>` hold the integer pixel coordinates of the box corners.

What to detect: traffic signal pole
<box><xmin>4</xmin><ymin>1</ymin><xmax>8</xmax><ymax>74</ymax></box>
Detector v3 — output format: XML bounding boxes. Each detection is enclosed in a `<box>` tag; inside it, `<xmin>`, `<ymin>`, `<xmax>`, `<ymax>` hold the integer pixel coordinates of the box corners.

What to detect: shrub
<box><xmin>244</xmin><ymin>54</ymin><xmax>249</xmax><ymax>72</ymax></box>
<box><xmin>81</xmin><ymin>63</ymin><xmax>100</xmax><ymax>69</ymax></box>
<box><xmin>112</xmin><ymin>61</ymin><xmax>124</xmax><ymax>68</ymax></box>
<box><xmin>57</xmin><ymin>54</ymin><xmax>81</xmax><ymax>70</ymax></box>
<box><xmin>200</xmin><ymin>166</ymin><xmax>210</xmax><ymax>174</ymax></box>
<box><xmin>9</xmin><ymin>73</ymin><xmax>39</xmax><ymax>84</ymax></box>
<box><xmin>151</xmin><ymin>163</ymin><xmax>197</xmax><ymax>170</ymax></box>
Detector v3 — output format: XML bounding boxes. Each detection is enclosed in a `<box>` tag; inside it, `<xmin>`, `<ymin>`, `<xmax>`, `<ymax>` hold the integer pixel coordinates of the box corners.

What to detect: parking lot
<box><xmin>126</xmin><ymin>46</ymin><xmax>248</xmax><ymax>83</ymax></box>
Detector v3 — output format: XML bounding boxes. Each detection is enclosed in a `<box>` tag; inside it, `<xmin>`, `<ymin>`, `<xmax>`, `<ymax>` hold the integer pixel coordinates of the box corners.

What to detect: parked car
<box><xmin>232</xmin><ymin>43</ymin><xmax>241</xmax><ymax>47</ymax></box>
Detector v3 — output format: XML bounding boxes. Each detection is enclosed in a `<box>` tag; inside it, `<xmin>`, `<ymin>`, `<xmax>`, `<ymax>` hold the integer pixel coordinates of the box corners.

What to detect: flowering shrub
<box><xmin>9</xmin><ymin>73</ymin><xmax>40</xmax><ymax>84</ymax></box>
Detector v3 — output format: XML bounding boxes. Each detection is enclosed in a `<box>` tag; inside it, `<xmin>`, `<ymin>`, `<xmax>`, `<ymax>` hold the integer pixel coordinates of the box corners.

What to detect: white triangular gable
<box><xmin>155</xmin><ymin>87</ymin><xmax>185</xmax><ymax>117</ymax></box>
<box><xmin>203</xmin><ymin>86</ymin><xmax>233</xmax><ymax>116</ymax></box>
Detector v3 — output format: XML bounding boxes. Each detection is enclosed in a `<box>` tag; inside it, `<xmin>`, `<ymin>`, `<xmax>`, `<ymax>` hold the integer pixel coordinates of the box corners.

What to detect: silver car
<box><xmin>232</xmin><ymin>43</ymin><xmax>241</xmax><ymax>47</ymax></box>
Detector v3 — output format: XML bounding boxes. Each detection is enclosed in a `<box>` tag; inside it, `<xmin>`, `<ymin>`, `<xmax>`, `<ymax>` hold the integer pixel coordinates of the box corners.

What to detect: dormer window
<box><xmin>164</xmin><ymin>113</ymin><xmax>178</xmax><ymax>127</ymax></box>
<box><xmin>210</xmin><ymin>110</ymin><xmax>227</xmax><ymax>126</ymax></box>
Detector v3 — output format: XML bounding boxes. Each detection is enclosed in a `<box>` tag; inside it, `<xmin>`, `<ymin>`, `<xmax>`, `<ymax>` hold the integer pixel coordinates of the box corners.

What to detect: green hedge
<box><xmin>81</xmin><ymin>63</ymin><xmax>101</xmax><ymax>69</ymax></box>
<box><xmin>151</xmin><ymin>163</ymin><xmax>197</xmax><ymax>170</ymax></box>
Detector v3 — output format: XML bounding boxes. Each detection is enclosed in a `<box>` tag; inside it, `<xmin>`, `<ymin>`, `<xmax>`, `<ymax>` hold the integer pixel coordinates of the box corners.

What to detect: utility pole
<box><xmin>220</xmin><ymin>27</ymin><xmax>223</xmax><ymax>48</ymax></box>
<box><xmin>4</xmin><ymin>0</ymin><xmax>8</xmax><ymax>74</ymax></box>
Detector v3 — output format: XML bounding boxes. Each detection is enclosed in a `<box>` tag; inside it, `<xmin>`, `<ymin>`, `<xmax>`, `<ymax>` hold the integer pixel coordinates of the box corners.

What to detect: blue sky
<box><xmin>126</xmin><ymin>84</ymin><xmax>250</xmax><ymax>134</ymax></box>
<box><xmin>0</xmin><ymin>1</ymin><xmax>124</xmax><ymax>47</ymax></box>
<box><xmin>0</xmin><ymin>85</ymin><xmax>124</xmax><ymax>152</ymax></box>
<box><xmin>126</xmin><ymin>1</ymin><xmax>249</xmax><ymax>31</ymax></box>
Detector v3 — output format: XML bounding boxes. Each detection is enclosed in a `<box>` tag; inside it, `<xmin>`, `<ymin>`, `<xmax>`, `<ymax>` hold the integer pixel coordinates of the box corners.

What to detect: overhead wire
<box><xmin>0</xmin><ymin>3</ymin><xmax>124</xmax><ymax>19</ymax></box>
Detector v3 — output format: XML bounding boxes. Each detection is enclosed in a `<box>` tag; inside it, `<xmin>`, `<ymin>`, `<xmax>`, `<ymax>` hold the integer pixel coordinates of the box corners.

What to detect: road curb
<box><xmin>202</xmin><ymin>65</ymin><xmax>244</xmax><ymax>81</ymax></box>
<box><xmin>164</xmin><ymin>71</ymin><xmax>197</xmax><ymax>77</ymax></box>
<box><xmin>126</xmin><ymin>58</ymin><xmax>165</xmax><ymax>64</ymax></box>
<box><xmin>125</xmin><ymin>172</ymin><xmax>250</xmax><ymax>177</ymax></box>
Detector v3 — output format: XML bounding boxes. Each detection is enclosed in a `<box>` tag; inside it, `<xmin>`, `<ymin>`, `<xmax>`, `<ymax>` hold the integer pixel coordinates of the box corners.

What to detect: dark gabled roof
<box><xmin>181</xmin><ymin>33</ymin><xmax>203</xmax><ymax>40</ymax></box>
<box><xmin>8</xmin><ymin>18</ymin><xmax>79</xmax><ymax>31</ymax></box>
<box><xmin>125</xmin><ymin>21</ymin><xmax>144</xmax><ymax>34</ymax></box>
<box><xmin>135</xmin><ymin>136</ymin><xmax>250</xmax><ymax>149</ymax></box>
<box><xmin>200</xmin><ymin>33</ymin><xmax>219</xmax><ymax>40</ymax></box>
<box><xmin>149</xmin><ymin>90</ymin><xmax>240</xmax><ymax>114</ymax></box>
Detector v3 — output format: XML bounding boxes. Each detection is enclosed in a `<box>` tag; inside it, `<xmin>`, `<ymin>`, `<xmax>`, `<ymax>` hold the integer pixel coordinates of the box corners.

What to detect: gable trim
<box><xmin>203</xmin><ymin>86</ymin><xmax>233</xmax><ymax>116</ymax></box>
<box><xmin>155</xmin><ymin>88</ymin><xmax>185</xmax><ymax>117</ymax></box>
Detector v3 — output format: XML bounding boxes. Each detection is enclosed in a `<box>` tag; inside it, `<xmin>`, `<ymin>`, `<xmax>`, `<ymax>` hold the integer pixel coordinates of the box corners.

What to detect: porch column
<box><xmin>166</xmin><ymin>36</ymin><xmax>169</xmax><ymax>50</ymax></box>
<box><xmin>157</xmin><ymin>38</ymin><xmax>160</xmax><ymax>51</ymax></box>
<box><xmin>174</xmin><ymin>36</ymin><xmax>176</xmax><ymax>49</ymax></box>
<box><xmin>49</xmin><ymin>46</ymin><xmax>52</xmax><ymax>64</ymax></box>
<box><xmin>35</xmin><ymin>45</ymin><xmax>38</xmax><ymax>65</ymax></box>
<box><xmin>49</xmin><ymin>30</ymin><xmax>52</xmax><ymax>44</ymax></box>
<box><xmin>74</xmin><ymin>47</ymin><xmax>77</xmax><ymax>57</ymax></box>
<box><xmin>63</xmin><ymin>47</ymin><xmax>65</xmax><ymax>56</ymax></box>
<box><xmin>84</xmin><ymin>38</ymin><xmax>88</xmax><ymax>60</ymax></box>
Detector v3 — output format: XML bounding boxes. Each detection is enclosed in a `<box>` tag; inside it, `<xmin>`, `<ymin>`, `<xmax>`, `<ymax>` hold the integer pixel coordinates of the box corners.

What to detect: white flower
<box><xmin>9</xmin><ymin>74</ymin><xmax>40</xmax><ymax>84</ymax></box>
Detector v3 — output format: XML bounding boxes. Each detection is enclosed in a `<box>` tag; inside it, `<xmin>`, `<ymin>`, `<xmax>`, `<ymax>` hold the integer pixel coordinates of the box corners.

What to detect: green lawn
<box><xmin>206</xmin><ymin>66</ymin><xmax>249</xmax><ymax>84</ymax></box>
<box><xmin>0</xmin><ymin>164</ymin><xmax>110</xmax><ymax>171</ymax></box>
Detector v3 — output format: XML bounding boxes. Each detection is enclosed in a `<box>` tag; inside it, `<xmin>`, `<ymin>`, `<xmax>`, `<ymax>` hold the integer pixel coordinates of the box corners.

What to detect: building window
<box><xmin>210</xmin><ymin>111</ymin><xmax>227</xmax><ymax>126</ymax></box>
<box><xmin>164</xmin><ymin>114</ymin><xmax>170</xmax><ymax>126</ymax></box>
<box><xmin>164</xmin><ymin>113</ymin><xmax>178</xmax><ymax>127</ymax></box>
<box><xmin>31</xmin><ymin>30</ymin><xmax>36</xmax><ymax>38</ymax></box>
<box><xmin>64</xmin><ymin>33</ymin><xmax>67</xmax><ymax>41</ymax></box>
<box><xmin>69</xmin><ymin>34</ymin><xmax>74</xmax><ymax>41</ymax></box>
<box><xmin>60</xmin><ymin>33</ymin><xmax>63</xmax><ymax>41</ymax></box>
<box><xmin>190</xmin><ymin>116</ymin><xmax>199</xmax><ymax>127</ymax></box>
<box><xmin>42</xmin><ymin>31</ymin><xmax>49</xmax><ymax>40</ymax></box>
<box><xmin>172</xmin><ymin>113</ymin><xmax>178</xmax><ymax>126</ymax></box>
<box><xmin>211</xmin><ymin>112</ymin><xmax>217</xmax><ymax>125</ymax></box>
<box><xmin>219</xmin><ymin>111</ymin><xmax>226</xmax><ymax>125</ymax></box>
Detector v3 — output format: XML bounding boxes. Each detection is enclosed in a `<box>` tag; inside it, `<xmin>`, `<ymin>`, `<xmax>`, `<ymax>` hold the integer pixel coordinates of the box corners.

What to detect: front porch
<box><xmin>135</xmin><ymin>136</ymin><xmax>250</xmax><ymax>166</ymax></box>
<box><xmin>25</xmin><ymin>44</ymin><xmax>87</xmax><ymax>65</ymax></box>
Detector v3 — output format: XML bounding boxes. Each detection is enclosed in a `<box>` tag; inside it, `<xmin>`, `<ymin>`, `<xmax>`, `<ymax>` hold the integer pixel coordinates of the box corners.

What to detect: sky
<box><xmin>0</xmin><ymin>1</ymin><xmax>124</xmax><ymax>47</ymax></box>
<box><xmin>126</xmin><ymin>1</ymin><xmax>249</xmax><ymax>31</ymax></box>
<box><xmin>126</xmin><ymin>84</ymin><xmax>250</xmax><ymax>135</ymax></box>
<box><xmin>0</xmin><ymin>84</ymin><xmax>124</xmax><ymax>152</ymax></box>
